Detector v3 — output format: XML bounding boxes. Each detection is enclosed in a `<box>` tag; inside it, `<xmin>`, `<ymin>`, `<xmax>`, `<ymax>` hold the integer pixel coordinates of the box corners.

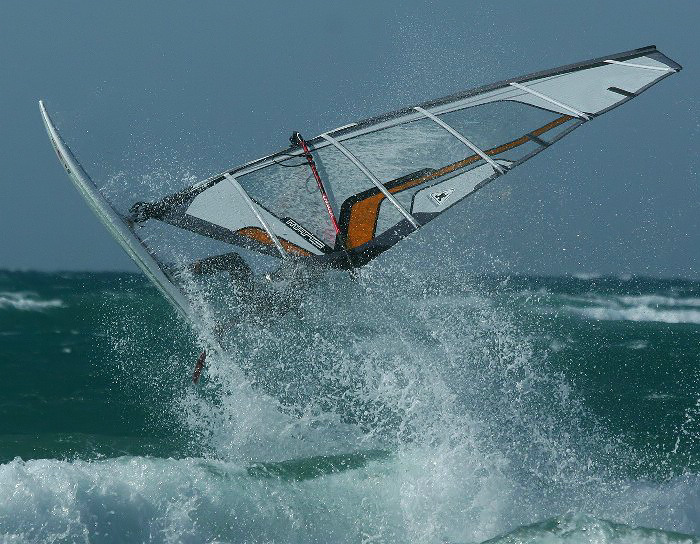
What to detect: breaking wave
<box><xmin>563</xmin><ymin>293</ymin><xmax>700</xmax><ymax>324</ymax></box>
<box><xmin>0</xmin><ymin>291</ymin><xmax>64</xmax><ymax>311</ymax></box>
<box><xmin>0</xmin><ymin>456</ymin><xmax>698</xmax><ymax>543</ymax></box>
<box><xmin>569</xmin><ymin>305</ymin><xmax>700</xmax><ymax>324</ymax></box>
<box><xmin>1</xmin><ymin>268</ymin><xmax>698</xmax><ymax>542</ymax></box>
<box><xmin>172</xmin><ymin>264</ymin><xmax>700</xmax><ymax>541</ymax></box>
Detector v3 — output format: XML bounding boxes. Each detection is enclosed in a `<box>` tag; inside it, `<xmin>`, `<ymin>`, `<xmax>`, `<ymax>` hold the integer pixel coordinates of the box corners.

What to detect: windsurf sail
<box><xmin>41</xmin><ymin>45</ymin><xmax>681</xmax><ymax>317</ymax></box>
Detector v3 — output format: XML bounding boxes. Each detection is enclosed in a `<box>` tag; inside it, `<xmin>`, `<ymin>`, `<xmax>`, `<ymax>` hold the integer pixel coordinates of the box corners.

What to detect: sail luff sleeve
<box><xmin>320</xmin><ymin>133</ymin><xmax>421</xmax><ymax>230</ymax></box>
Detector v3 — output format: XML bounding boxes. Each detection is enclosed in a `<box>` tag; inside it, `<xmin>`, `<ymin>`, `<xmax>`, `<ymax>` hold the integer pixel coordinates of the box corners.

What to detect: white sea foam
<box><xmin>619</xmin><ymin>295</ymin><xmax>700</xmax><ymax>308</ymax></box>
<box><xmin>572</xmin><ymin>272</ymin><xmax>602</xmax><ymax>280</ymax></box>
<box><xmin>167</xmin><ymin>263</ymin><xmax>700</xmax><ymax>542</ymax></box>
<box><xmin>4</xmin><ymin>263</ymin><xmax>697</xmax><ymax>543</ymax></box>
<box><xmin>568</xmin><ymin>305</ymin><xmax>700</xmax><ymax>324</ymax></box>
<box><xmin>563</xmin><ymin>293</ymin><xmax>700</xmax><ymax>309</ymax></box>
<box><xmin>646</xmin><ymin>392</ymin><xmax>675</xmax><ymax>400</ymax></box>
<box><xmin>0</xmin><ymin>455</ymin><xmax>697</xmax><ymax>543</ymax></box>
<box><xmin>0</xmin><ymin>292</ymin><xmax>64</xmax><ymax>311</ymax></box>
<box><xmin>561</xmin><ymin>291</ymin><xmax>700</xmax><ymax>324</ymax></box>
<box><xmin>627</xmin><ymin>339</ymin><xmax>649</xmax><ymax>350</ymax></box>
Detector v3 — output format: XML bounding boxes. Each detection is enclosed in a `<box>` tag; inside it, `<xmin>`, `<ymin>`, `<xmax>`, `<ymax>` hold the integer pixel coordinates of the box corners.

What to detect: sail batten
<box><xmin>414</xmin><ymin>106</ymin><xmax>507</xmax><ymax>175</ymax></box>
<box><xmin>320</xmin><ymin>132</ymin><xmax>421</xmax><ymax>230</ymax></box>
<box><xmin>508</xmin><ymin>82</ymin><xmax>591</xmax><ymax>120</ymax></box>
<box><xmin>604</xmin><ymin>59</ymin><xmax>676</xmax><ymax>72</ymax></box>
<box><xmin>224</xmin><ymin>174</ymin><xmax>287</xmax><ymax>259</ymax></box>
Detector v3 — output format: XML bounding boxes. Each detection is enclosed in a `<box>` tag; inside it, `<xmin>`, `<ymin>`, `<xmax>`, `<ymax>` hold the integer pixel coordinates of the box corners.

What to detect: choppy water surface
<box><xmin>0</xmin><ymin>268</ymin><xmax>698</xmax><ymax>543</ymax></box>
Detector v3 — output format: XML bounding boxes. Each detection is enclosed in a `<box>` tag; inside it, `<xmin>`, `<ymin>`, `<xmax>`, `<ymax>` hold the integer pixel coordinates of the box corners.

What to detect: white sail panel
<box><xmin>411</xmin><ymin>161</ymin><xmax>512</xmax><ymax>215</ymax></box>
<box><xmin>185</xmin><ymin>179</ymin><xmax>326</xmax><ymax>256</ymax></box>
<box><xmin>507</xmin><ymin>60</ymin><xmax>677</xmax><ymax>116</ymax></box>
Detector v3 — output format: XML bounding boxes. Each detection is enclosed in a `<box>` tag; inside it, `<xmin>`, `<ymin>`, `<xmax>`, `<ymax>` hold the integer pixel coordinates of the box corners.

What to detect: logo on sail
<box><xmin>430</xmin><ymin>188</ymin><xmax>455</xmax><ymax>207</ymax></box>
<box><xmin>283</xmin><ymin>217</ymin><xmax>331</xmax><ymax>252</ymax></box>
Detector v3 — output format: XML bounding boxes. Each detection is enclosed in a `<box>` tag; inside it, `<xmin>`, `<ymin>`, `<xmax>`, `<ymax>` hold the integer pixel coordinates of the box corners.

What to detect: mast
<box><xmin>319</xmin><ymin>132</ymin><xmax>420</xmax><ymax>229</ymax></box>
<box><xmin>290</xmin><ymin>132</ymin><xmax>354</xmax><ymax>267</ymax></box>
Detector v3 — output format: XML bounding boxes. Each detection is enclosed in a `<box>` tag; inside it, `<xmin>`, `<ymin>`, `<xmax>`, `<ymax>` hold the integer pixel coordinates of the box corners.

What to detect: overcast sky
<box><xmin>1</xmin><ymin>1</ymin><xmax>697</xmax><ymax>278</ymax></box>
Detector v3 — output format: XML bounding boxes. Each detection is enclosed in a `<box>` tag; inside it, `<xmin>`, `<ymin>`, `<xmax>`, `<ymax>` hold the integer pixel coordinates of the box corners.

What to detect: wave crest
<box><xmin>0</xmin><ymin>292</ymin><xmax>64</xmax><ymax>311</ymax></box>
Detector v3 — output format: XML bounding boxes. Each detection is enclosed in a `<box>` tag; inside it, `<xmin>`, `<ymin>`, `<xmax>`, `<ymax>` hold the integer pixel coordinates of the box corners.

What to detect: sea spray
<box><xmin>167</xmin><ymin>259</ymin><xmax>695</xmax><ymax>541</ymax></box>
<box><xmin>1</xmin><ymin>270</ymin><xmax>698</xmax><ymax>542</ymax></box>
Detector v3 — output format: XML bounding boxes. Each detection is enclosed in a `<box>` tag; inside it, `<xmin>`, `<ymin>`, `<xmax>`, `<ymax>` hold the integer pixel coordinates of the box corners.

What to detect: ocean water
<box><xmin>0</xmin><ymin>266</ymin><xmax>699</xmax><ymax>543</ymax></box>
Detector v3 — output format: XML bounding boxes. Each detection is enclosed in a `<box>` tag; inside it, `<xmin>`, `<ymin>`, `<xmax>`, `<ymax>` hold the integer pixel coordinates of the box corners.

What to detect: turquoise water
<box><xmin>1</xmin><ymin>267</ymin><xmax>698</xmax><ymax>543</ymax></box>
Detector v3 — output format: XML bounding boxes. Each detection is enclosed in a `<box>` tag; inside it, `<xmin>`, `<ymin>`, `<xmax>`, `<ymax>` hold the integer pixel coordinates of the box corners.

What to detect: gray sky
<box><xmin>1</xmin><ymin>1</ymin><xmax>697</xmax><ymax>277</ymax></box>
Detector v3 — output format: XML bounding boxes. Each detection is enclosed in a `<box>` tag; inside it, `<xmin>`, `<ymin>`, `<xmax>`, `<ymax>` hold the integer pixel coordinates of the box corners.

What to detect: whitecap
<box><xmin>566</xmin><ymin>305</ymin><xmax>700</xmax><ymax>325</ymax></box>
<box><xmin>645</xmin><ymin>393</ymin><xmax>675</xmax><ymax>400</ymax></box>
<box><xmin>626</xmin><ymin>340</ymin><xmax>649</xmax><ymax>350</ymax></box>
<box><xmin>618</xmin><ymin>295</ymin><xmax>700</xmax><ymax>308</ymax></box>
<box><xmin>572</xmin><ymin>272</ymin><xmax>601</xmax><ymax>280</ymax></box>
<box><xmin>0</xmin><ymin>292</ymin><xmax>64</xmax><ymax>311</ymax></box>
